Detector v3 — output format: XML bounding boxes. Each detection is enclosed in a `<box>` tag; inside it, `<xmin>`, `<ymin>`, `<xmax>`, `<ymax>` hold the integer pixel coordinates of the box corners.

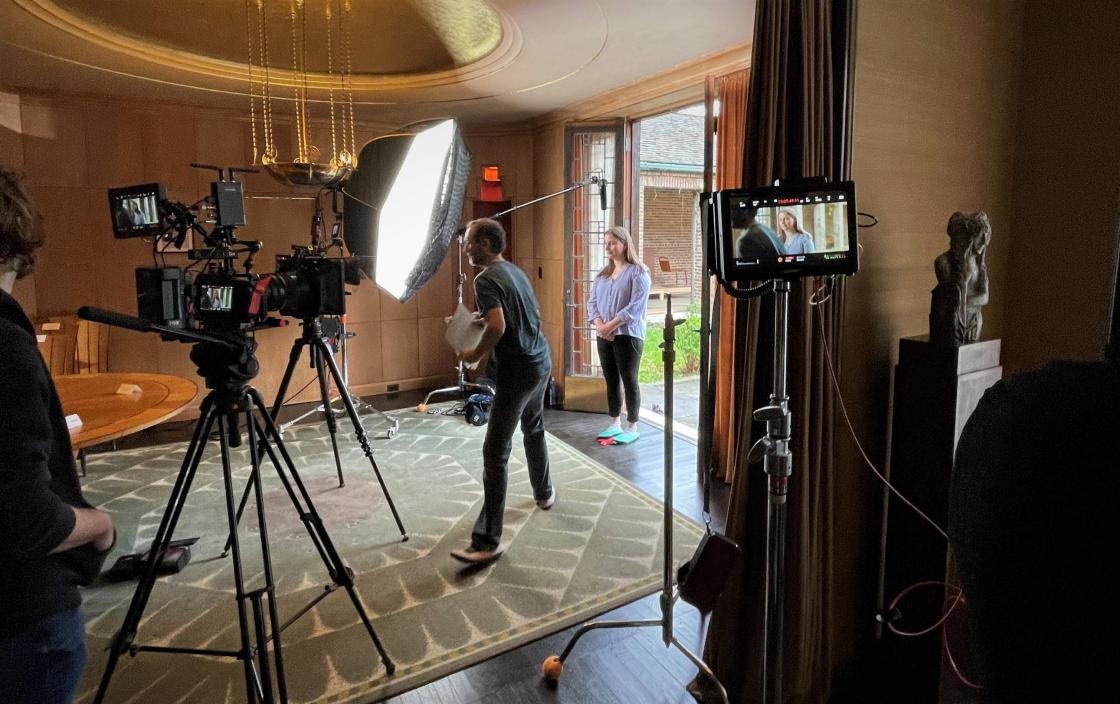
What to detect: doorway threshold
<box><xmin>638</xmin><ymin>407</ymin><xmax>699</xmax><ymax>444</ymax></box>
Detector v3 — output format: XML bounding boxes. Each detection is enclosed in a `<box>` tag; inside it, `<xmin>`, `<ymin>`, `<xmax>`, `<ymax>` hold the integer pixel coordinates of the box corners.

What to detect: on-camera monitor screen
<box><xmin>719</xmin><ymin>180</ymin><xmax>858</xmax><ymax>280</ymax></box>
<box><xmin>108</xmin><ymin>183</ymin><xmax>165</xmax><ymax>239</ymax></box>
<box><xmin>198</xmin><ymin>285</ymin><xmax>235</xmax><ymax>312</ymax></box>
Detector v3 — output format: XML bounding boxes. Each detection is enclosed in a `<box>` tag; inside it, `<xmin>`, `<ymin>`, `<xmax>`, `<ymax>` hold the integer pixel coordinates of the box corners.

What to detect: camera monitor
<box><xmin>711</xmin><ymin>180</ymin><xmax>858</xmax><ymax>281</ymax></box>
<box><xmin>109</xmin><ymin>183</ymin><xmax>166</xmax><ymax>239</ymax></box>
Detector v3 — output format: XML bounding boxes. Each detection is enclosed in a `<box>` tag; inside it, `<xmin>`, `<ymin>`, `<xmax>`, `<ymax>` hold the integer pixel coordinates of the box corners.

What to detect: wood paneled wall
<box><xmin>0</xmin><ymin>90</ymin><xmax>537</xmax><ymax>413</ymax></box>
<box><xmin>838</xmin><ymin>0</ymin><xmax>1026</xmax><ymax>679</ymax></box>
<box><xmin>1001</xmin><ymin>0</ymin><xmax>1120</xmax><ymax>372</ymax></box>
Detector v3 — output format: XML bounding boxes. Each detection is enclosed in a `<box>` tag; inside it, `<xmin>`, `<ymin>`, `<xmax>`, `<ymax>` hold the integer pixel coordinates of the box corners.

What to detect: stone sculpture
<box><xmin>930</xmin><ymin>211</ymin><xmax>990</xmax><ymax>345</ymax></box>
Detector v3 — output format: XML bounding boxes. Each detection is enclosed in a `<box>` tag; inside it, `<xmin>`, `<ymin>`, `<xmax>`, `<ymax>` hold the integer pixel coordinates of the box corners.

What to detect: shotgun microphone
<box><xmin>599</xmin><ymin>178</ymin><xmax>608</xmax><ymax>211</ymax></box>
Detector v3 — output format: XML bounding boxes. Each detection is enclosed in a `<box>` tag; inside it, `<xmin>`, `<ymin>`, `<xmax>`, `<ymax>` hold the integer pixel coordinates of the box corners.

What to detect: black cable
<box><xmin>715</xmin><ymin>276</ymin><xmax>774</xmax><ymax>300</ymax></box>
<box><xmin>857</xmin><ymin>211</ymin><xmax>878</xmax><ymax>228</ymax></box>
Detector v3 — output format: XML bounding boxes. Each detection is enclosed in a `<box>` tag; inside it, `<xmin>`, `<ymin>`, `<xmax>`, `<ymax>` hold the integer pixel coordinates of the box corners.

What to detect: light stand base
<box><xmin>281</xmin><ymin>392</ymin><xmax>400</xmax><ymax>439</ymax></box>
<box><xmin>543</xmin><ymin>294</ymin><xmax>728</xmax><ymax>704</ymax></box>
<box><xmin>417</xmin><ymin>364</ymin><xmax>494</xmax><ymax>412</ymax></box>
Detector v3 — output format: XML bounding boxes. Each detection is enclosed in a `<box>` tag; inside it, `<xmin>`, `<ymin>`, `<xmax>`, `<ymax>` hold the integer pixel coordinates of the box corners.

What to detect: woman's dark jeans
<box><xmin>597</xmin><ymin>334</ymin><xmax>643</xmax><ymax>423</ymax></box>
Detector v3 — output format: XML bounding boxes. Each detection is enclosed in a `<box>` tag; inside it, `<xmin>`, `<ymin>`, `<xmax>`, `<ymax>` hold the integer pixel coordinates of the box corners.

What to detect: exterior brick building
<box><xmin>636</xmin><ymin>110</ymin><xmax>705</xmax><ymax>305</ymax></box>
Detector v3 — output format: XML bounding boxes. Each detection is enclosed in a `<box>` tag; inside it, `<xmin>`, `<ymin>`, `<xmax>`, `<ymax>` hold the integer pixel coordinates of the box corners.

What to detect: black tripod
<box><xmin>90</xmin><ymin>337</ymin><xmax>396</xmax><ymax>704</ymax></box>
<box><xmin>226</xmin><ymin>317</ymin><xmax>408</xmax><ymax>550</ymax></box>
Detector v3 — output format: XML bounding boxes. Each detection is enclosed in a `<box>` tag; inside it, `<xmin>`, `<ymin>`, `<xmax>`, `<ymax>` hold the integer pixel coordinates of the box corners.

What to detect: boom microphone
<box><xmin>599</xmin><ymin>178</ymin><xmax>608</xmax><ymax>212</ymax></box>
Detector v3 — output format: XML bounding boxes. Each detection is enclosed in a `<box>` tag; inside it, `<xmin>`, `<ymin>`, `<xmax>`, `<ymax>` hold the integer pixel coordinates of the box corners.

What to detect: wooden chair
<box><xmin>75</xmin><ymin>318</ymin><xmax>110</xmax><ymax>374</ymax></box>
<box><xmin>39</xmin><ymin>315</ymin><xmax>111</xmax><ymax>475</ymax></box>
<box><xmin>37</xmin><ymin>327</ymin><xmax>77</xmax><ymax>377</ymax></box>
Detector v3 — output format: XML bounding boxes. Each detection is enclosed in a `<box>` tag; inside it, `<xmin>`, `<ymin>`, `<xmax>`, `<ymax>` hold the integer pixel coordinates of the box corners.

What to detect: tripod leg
<box><xmin>245</xmin><ymin>408</ymin><xmax>288</xmax><ymax>703</ymax></box>
<box><xmin>272</xmin><ymin>336</ymin><xmax>306</xmax><ymax>420</ymax></box>
<box><xmin>223</xmin><ymin>335</ymin><xmax>311</xmax><ymax>555</ymax></box>
<box><xmin>217</xmin><ymin>412</ymin><xmax>268</xmax><ymax>704</ymax></box>
<box><xmin>93</xmin><ymin>399</ymin><xmax>219</xmax><ymax>704</ymax></box>
<box><xmin>316</xmin><ymin>339</ymin><xmax>408</xmax><ymax>540</ymax></box>
<box><xmin>311</xmin><ymin>343</ymin><xmax>347</xmax><ymax>487</ymax></box>
<box><xmin>248</xmin><ymin>388</ymin><xmax>396</xmax><ymax>675</ymax></box>
<box><xmin>223</xmin><ymin>470</ymin><xmax>258</xmax><ymax>558</ymax></box>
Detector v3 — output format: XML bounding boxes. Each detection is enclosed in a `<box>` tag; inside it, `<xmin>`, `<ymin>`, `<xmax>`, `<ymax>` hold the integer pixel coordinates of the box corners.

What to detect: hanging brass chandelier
<box><xmin>245</xmin><ymin>0</ymin><xmax>357</xmax><ymax>188</ymax></box>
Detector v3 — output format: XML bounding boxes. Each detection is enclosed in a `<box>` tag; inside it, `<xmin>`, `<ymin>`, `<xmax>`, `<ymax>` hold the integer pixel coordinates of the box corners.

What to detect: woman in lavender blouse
<box><xmin>586</xmin><ymin>226</ymin><xmax>651</xmax><ymax>444</ymax></box>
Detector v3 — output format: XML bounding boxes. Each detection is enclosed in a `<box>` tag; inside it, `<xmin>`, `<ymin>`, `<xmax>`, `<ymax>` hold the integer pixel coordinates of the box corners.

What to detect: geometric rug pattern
<box><xmin>75</xmin><ymin>410</ymin><xmax>702</xmax><ymax>703</ymax></box>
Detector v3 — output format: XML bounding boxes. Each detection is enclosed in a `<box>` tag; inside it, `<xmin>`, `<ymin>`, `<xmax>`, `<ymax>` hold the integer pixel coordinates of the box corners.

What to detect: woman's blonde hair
<box><xmin>777</xmin><ymin>209</ymin><xmax>809</xmax><ymax>236</ymax></box>
<box><xmin>597</xmin><ymin>226</ymin><xmax>647</xmax><ymax>278</ymax></box>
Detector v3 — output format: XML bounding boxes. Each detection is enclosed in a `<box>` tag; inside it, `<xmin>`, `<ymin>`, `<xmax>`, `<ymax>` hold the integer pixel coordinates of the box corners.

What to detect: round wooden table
<box><xmin>54</xmin><ymin>373</ymin><xmax>198</xmax><ymax>450</ymax></box>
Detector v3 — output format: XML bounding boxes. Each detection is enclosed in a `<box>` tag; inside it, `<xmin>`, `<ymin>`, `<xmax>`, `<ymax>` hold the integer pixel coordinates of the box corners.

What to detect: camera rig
<box><xmin>112</xmin><ymin>165</ymin><xmax>359</xmax><ymax>335</ymax></box>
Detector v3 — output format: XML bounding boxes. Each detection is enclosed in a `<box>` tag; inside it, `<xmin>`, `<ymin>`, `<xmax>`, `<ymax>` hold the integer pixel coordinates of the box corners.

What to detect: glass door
<box><xmin>563</xmin><ymin>125</ymin><xmax>623</xmax><ymax>411</ymax></box>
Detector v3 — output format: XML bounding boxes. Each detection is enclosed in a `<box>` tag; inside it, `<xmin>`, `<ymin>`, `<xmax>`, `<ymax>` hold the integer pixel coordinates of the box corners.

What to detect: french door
<box><xmin>563</xmin><ymin>124</ymin><xmax>624</xmax><ymax>411</ymax></box>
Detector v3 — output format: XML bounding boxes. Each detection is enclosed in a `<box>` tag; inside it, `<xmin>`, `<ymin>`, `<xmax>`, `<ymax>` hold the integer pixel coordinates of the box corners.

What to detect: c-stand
<box><xmin>418</xmin><ymin>230</ymin><xmax>494</xmax><ymax>410</ymax></box>
<box><xmin>79</xmin><ymin>308</ymin><xmax>395</xmax><ymax>704</ymax></box>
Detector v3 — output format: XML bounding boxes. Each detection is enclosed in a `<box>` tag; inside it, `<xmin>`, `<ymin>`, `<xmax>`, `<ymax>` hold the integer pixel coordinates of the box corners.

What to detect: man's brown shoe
<box><xmin>450</xmin><ymin>543</ymin><xmax>506</xmax><ymax>565</ymax></box>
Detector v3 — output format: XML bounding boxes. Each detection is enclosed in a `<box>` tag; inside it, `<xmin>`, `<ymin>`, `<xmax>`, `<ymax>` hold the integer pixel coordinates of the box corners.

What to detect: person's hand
<box><xmin>460</xmin><ymin>346</ymin><xmax>483</xmax><ymax>365</ymax></box>
<box><xmin>91</xmin><ymin>510</ymin><xmax>115</xmax><ymax>552</ymax></box>
<box><xmin>594</xmin><ymin>320</ymin><xmax>608</xmax><ymax>338</ymax></box>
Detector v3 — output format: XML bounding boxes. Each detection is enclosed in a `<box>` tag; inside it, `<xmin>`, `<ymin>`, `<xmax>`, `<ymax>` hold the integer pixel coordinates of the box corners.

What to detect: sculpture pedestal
<box><xmin>875</xmin><ymin>336</ymin><xmax>1001</xmax><ymax>702</ymax></box>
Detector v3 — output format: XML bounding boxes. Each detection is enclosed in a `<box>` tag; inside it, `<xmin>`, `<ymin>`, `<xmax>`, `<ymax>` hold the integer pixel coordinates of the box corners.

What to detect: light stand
<box><xmin>277</xmin><ymin>317</ymin><xmax>400</xmax><ymax>439</ymax></box>
<box><xmin>334</xmin><ymin>315</ymin><xmax>401</xmax><ymax>437</ymax></box>
<box><xmin>417</xmin><ymin>173</ymin><xmax>608</xmax><ymax>412</ymax></box>
<box><xmin>417</xmin><ymin>230</ymin><xmax>496</xmax><ymax>411</ymax></box>
<box><xmin>745</xmin><ymin>279</ymin><xmax>792</xmax><ymax>704</ymax></box>
<box><xmin>282</xmin><ymin>190</ymin><xmax>400</xmax><ymax>438</ymax></box>
<box><xmin>542</xmin><ymin>294</ymin><xmax>729</xmax><ymax>704</ymax></box>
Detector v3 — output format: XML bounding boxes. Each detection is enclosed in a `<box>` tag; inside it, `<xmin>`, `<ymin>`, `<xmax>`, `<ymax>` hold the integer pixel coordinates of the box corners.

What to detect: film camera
<box><xmin>109</xmin><ymin>171</ymin><xmax>360</xmax><ymax>334</ymax></box>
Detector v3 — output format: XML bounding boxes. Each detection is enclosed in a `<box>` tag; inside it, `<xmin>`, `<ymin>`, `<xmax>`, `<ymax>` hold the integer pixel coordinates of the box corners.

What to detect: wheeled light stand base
<box><xmin>417</xmin><ymin>361</ymin><xmax>495</xmax><ymax>412</ymax></box>
<box><xmin>542</xmin><ymin>294</ymin><xmax>729</xmax><ymax>704</ymax></box>
<box><xmin>93</xmin><ymin>370</ymin><xmax>395</xmax><ymax>704</ymax></box>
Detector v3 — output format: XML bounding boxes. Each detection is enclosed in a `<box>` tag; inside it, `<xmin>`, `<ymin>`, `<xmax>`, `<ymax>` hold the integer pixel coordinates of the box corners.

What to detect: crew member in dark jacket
<box><xmin>949</xmin><ymin>358</ymin><xmax>1120</xmax><ymax>701</ymax></box>
<box><xmin>0</xmin><ymin>167</ymin><xmax>115</xmax><ymax>704</ymax></box>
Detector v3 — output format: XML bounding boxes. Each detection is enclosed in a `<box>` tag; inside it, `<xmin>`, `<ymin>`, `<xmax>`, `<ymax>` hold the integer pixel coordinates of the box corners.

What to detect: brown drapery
<box><xmin>711</xmin><ymin>69</ymin><xmax>750</xmax><ymax>484</ymax></box>
<box><xmin>701</xmin><ymin>1</ymin><xmax>856</xmax><ymax>702</ymax></box>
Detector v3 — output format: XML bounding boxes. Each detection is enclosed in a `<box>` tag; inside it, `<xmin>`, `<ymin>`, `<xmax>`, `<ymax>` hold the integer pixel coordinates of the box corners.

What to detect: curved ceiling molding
<box><xmin>12</xmin><ymin>0</ymin><xmax>522</xmax><ymax>91</ymax></box>
<box><xmin>0</xmin><ymin>0</ymin><xmax>754</xmax><ymax>123</ymax></box>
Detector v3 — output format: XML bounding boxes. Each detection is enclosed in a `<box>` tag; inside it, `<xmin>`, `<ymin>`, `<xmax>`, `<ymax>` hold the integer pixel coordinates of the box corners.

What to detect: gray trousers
<box><xmin>471</xmin><ymin>362</ymin><xmax>553</xmax><ymax>550</ymax></box>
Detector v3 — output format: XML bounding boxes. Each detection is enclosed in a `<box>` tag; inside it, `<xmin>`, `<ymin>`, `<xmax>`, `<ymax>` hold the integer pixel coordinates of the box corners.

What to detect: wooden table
<box><xmin>54</xmin><ymin>373</ymin><xmax>198</xmax><ymax>450</ymax></box>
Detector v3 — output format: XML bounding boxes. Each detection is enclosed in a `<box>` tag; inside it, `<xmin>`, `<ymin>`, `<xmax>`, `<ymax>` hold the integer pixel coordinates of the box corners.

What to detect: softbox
<box><xmin>343</xmin><ymin>119</ymin><xmax>471</xmax><ymax>302</ymax></box>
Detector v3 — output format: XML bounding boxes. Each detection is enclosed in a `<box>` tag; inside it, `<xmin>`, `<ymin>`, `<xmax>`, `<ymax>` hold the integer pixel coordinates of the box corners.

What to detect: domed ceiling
<box><xmin>53</xmin><ymin>0</ymin><xmax>504</xmax><ymax>76</ymax></box>
<box><xmin>0</xmin><ymin>0</ymin><xmax>754</xmax><ymax>124</ymax></box>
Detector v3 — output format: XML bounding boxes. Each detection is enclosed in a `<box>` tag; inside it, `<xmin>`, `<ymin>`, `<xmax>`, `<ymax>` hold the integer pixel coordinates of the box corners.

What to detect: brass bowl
<box><xmin>263</xmin><ymin>161</ymin><xmax>354</xmax><ymax>188</ymax></box>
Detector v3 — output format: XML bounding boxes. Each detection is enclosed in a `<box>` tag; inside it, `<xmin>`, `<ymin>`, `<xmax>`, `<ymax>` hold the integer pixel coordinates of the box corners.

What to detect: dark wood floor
<box><xmin>108</xmin><ymin>388</ymin><xmax>730</xmax><ymax>704</ymax></box>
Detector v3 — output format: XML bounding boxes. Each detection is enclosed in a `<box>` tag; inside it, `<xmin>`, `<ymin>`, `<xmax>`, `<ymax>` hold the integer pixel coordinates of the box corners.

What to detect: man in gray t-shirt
<box><xmin>451</xmin><ymin>218</ymin><xmax>555</xmax><ymax>565</ymax></box>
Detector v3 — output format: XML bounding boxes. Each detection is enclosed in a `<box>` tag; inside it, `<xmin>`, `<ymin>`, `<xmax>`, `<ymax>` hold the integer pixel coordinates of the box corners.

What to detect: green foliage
<box><xmin>638</xmin><ymin>302</ymin><xmax>703</xmax><ymax>383</ymax></box>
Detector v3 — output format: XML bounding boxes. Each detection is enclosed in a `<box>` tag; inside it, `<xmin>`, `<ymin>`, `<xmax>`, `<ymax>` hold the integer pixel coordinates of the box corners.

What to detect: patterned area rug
<box><xmin>75</xmin><ymin>409</ymin><xmax>702</xmax><ymax>703</ymax></box>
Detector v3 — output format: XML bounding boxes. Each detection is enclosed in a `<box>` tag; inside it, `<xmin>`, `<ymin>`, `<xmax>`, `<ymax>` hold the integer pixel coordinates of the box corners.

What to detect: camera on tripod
<box><xmin>110</xmin><ymin>169</ymin><xmax>359</xmax><ymax>334</ymax></box>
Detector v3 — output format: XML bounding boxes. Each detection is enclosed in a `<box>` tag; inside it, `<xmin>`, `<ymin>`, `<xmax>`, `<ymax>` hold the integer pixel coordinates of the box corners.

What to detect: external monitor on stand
<box><xmin>701</xmin><ymin>176</ymin><xmax>860</xmax><ymax>704</ymax></box>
